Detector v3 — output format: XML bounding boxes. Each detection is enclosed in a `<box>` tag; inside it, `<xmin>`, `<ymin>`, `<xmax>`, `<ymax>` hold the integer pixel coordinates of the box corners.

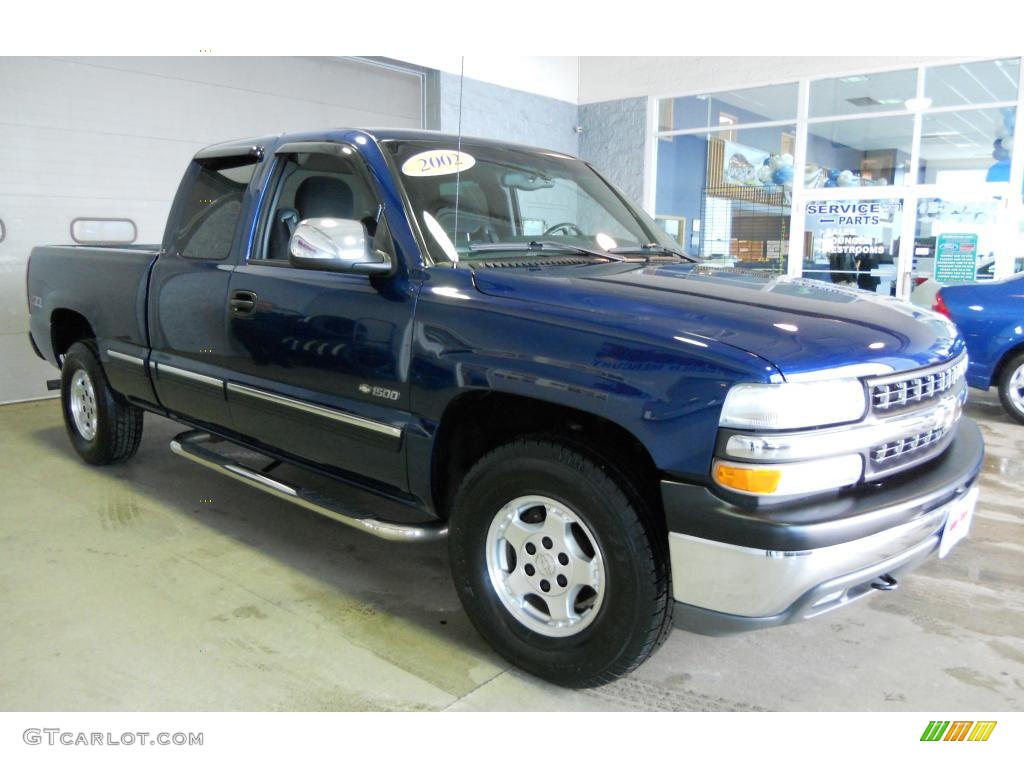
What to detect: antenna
<box><xmin>452</xmin><ymin>56</ymin><xmax>464</xmax><ymax>265</ymax></box>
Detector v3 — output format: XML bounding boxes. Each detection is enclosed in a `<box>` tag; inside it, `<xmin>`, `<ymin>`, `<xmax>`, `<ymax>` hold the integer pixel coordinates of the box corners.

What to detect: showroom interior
<box><xmin>1</xmin><ymin>55</ymin><xmax>1022</xmax><ymax>711</ymax></box>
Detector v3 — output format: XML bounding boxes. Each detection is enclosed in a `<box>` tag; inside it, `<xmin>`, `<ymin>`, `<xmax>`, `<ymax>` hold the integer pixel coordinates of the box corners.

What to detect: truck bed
<box><xmin>28</xmin><ymin>244</ymin><xmax>160</xmax><ymax>366</ymax></box>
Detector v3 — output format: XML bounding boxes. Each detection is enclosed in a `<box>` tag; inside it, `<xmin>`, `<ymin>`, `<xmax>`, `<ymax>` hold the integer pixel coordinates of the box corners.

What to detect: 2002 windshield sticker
<box><xmin>401</xmin><ymin>149</ymin><xmax>476</xmax><ymax>177</ymax></box>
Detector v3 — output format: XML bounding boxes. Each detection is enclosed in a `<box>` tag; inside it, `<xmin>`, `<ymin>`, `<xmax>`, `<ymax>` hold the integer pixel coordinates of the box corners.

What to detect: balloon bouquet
<box><xmin>756</xmin><ymin>154</ymin><xmax>871</xmax><ymax>202</ymax></box>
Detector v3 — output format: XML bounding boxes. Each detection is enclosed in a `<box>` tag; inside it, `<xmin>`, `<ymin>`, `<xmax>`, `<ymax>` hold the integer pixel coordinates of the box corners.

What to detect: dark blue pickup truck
<box><xmin>27</xmin><ymin>129</ymin><xmax>984</xmax><ymax>686</ymax></box>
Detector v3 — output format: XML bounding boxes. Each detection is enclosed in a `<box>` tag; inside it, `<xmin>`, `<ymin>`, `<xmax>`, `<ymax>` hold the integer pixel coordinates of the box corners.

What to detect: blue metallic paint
<box><xmin>938</xmin><ymin>275</ymin><xmax>1024</xmax><ymax>389</ymax></box>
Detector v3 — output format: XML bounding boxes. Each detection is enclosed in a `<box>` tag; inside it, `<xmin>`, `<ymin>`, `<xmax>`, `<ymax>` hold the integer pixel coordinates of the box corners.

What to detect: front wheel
<box><xmin>60</xmin><ymin>340</ymin><xmax>144</xmax><ymax>465</ymax></box>
<box><xmin>448</xmin><ymin>438</ymin><xmax>672</xmax><ymax>687</ymax></box>
<box><xmin>998</xmin><ymin>352</ymin><xmax>1024</xmax><ymax>425</ymax></box>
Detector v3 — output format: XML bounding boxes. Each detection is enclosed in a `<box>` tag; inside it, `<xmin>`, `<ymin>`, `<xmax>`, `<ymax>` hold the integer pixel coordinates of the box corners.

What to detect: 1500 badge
<box><xmin>359</xmin><ymin>383</ymin><xmax>400</xmax><ymax>401</ymax></box>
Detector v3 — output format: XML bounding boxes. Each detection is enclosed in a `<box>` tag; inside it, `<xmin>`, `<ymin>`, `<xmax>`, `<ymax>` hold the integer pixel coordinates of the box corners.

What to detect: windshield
<box><xmin>385</xmin><ymin>139</ymin><xmax>684</xmax><ymax>264</ymax></box>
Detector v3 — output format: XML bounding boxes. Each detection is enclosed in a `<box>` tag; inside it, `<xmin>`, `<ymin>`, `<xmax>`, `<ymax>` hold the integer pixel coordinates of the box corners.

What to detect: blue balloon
<box><xmin>772</xmin><ymin>166</ymin><xmax>793</xmax><ymax>185</ymax></box>
<box><xmin>993</xmin><ymin>138</ymin><xmax>1010</xmax><ymax>162</ymax></box>
<box><xmin>827</xmin><ymin>169</ymin><xmax>841</xmax><ymax>181</ymax></box>
<box><xmin>987</xmin><ymin>161</ymin><xmax>1011</xmax><ymax>182</ymax></box>
<box><xmin>824</xmin><ymin>179</ymin><xmax>838</xmax><ymax>187</ymax></box>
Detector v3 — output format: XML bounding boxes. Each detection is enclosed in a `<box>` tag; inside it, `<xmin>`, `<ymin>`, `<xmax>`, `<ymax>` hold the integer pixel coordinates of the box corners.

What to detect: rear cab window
<box><xmin>170</xmin><ymin>155</ymin><xmax>259</xmax><ymax>260</ymax></box>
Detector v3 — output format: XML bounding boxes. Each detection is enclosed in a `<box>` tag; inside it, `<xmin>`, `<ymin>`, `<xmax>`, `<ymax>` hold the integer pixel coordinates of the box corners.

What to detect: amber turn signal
<box><xmin>714</xmin><ymin>463</ymin><xmax>782</xmax><ymax>494</ymax></box>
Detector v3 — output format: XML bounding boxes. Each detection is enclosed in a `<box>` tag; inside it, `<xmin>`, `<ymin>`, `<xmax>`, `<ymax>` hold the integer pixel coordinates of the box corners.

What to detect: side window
<box><xmin>70</xmin><ymin>218</ymin><xmax>137</xmax><ymax>245</ymax></box>
<box><xmin>172</xmin><ymin>157</ymin><xmax>258</xmax><ymax>260</ymax></box>
<box><xmin>257</xmin><ymin>149</ymin><xmax>385</xmax><ymax>262</ymax></box>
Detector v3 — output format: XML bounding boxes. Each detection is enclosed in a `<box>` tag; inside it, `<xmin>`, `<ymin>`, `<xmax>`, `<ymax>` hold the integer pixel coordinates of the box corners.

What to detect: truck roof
<box><xmin>195</xmin><ymin>128</ymin><xmax>578</xmax><ymax>162</ymax></box>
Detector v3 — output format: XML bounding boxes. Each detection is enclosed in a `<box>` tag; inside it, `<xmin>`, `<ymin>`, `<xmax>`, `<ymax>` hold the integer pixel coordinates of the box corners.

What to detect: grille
<box><xmin>870</xmin><ymin>355</ymin><xmax>967</xmax><ymax>412</ymax></box>
<box><xmin>871</xmin><ymin>425</ymin><xmax>951</xmax><ymax>463</ymax></box>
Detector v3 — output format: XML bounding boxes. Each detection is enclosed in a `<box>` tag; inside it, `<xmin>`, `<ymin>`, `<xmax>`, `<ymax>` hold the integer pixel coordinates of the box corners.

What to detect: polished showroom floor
<box><xmin>1</xmin><ymin>392</ymin><xmax>1022</xmax><ymax>711</ymax></box>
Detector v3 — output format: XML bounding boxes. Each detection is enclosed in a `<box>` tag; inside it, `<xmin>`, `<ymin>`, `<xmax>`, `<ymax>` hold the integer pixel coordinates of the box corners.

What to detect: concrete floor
<box><xmin>1</xmin><ymin>392</ymin><xmax>1022</xmax><ymax>711</ymax></box>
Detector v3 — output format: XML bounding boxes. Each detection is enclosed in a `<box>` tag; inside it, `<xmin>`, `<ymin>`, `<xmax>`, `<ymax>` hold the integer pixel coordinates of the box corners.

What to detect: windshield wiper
<box><xmin>467</xmin><ymin>240</ymin><xmax>628</xmax><ymax>261</ymax></box>
<box><xmin>608</xmin><ymin>243</ymin><xmax>696</xmax><ymax>261</ymax></box>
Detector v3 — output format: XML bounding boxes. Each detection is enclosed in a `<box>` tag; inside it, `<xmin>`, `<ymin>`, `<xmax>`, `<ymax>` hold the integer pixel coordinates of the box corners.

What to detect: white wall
<box><xmin>577</xmin><ymin>56</ymin><xmax>966</xmax><ymax>103</ymax></box>
<box><xmin>0</xmin><ymin>56</ymin><xmax>422</xmax><ymax>403</ymax></box>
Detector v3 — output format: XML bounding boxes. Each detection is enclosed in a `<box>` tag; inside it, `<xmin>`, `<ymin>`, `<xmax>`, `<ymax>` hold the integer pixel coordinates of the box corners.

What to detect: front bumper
<box><xmin>665</xmin><ymin>418</ymin><xmax>984</xmax><ymax>634</ymax></box>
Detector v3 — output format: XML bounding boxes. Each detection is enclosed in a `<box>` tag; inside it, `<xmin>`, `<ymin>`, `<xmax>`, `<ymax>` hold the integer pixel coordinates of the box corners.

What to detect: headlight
<box><xmin>719</xmin><ymin>378</ymin><xmax>868</xmax><ymax>430</ymax></box>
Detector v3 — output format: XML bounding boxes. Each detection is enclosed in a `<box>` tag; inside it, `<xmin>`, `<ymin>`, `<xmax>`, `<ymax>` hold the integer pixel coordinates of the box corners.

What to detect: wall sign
<box><xmin>805</xmin><ymin>200</ymin><xmax>901</xmax><ymax>226</ymax></box>
<box><xmin>934</xmin><ymin>233</ymin><xmax>979</xmax><ymax>284</ymax></box>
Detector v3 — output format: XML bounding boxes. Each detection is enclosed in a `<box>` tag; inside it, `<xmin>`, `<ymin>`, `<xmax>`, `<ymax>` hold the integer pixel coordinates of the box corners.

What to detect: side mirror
<box><xmin>288</xmin><ymin>218</ymin><xmax>392</xmax><ymax>275</ymax></box>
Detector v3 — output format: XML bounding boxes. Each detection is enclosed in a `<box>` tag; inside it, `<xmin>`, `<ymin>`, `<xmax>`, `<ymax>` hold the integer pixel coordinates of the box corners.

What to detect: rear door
<box><xmin>222</xmin><ymin>141</ymin><xmax>415</xmax><ymax>492</ymax></box>
<box><xmin>147</xmin><ymin>148</ymin><xmax>263</xmax><ymax>430</ymax></box>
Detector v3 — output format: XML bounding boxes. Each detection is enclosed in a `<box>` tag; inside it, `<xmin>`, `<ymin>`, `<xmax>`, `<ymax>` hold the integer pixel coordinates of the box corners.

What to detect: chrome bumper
<box><xmin>666</xmin><ymin>418</ymin><xmax>984</xmax><ymax>633</ymax></box>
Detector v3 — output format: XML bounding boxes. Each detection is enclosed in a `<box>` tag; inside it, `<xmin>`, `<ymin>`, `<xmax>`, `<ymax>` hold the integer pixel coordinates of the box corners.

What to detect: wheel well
<box><xmin>431</xmin><ymin>391</ymin><xmax>663</xmax><ymax>523</ymax></box>
<box><xmin>993</xmin><ymin>342</ymin><xmax>1024</xmax><ymax>386</ymax></box>
<box><xmin>50</xmin><ymin>309</ymin><xmax>95</xmax><ymax>361</ymax></box>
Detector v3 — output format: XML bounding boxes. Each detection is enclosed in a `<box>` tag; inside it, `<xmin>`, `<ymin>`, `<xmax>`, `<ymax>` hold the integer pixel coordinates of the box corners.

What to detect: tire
<box><xmin>448</xmin><ymin>437</ymin><xmax>673</xmax><ymax>688</ymax></box>
<box><xmin>60</xmin><ymin>340</ymin><xmax>144</xmax><ymax>465</ymax></box>
<box><xmin>997</xmin><ymin>352</ymin><xmax>1024</xmax><ymax>425</ymax></box>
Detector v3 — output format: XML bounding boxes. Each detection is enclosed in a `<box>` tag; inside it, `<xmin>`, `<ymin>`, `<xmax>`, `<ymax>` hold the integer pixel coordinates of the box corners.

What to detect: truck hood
<box><xmin>472</xmin><ymin>262</ymin><xmax>964</xmax><ymax>380</ymax></box>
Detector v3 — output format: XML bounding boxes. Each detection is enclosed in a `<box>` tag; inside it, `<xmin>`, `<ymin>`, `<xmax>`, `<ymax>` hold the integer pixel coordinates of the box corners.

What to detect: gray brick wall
<box><xmin>578</xmin><ymin>97</ymin><xmax>647</xmax><ymax>206</ymax></box>
<box><xmin>435</xmin><ymin>72</ymin><xmax>580</xmax><ymax>156</ymax></box>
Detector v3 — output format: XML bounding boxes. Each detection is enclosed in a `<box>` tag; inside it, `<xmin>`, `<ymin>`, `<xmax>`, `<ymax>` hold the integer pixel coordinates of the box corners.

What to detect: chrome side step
<box><xmin>169</xmin><ymin>430</ymin><xmax>447</xmax><ymax>543</ymax></box>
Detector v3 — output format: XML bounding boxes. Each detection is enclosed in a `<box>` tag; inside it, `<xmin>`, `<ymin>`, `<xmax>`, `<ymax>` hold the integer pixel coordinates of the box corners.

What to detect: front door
<box><xmin>222</xmin><ymin>142</ymin><xmax>415</xmax><ymax>492</ymax></box>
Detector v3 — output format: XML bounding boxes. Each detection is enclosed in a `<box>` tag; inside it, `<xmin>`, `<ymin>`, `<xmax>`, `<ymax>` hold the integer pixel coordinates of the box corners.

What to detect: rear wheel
<box><xmin>448</xmin><ymin>438</ymin><xmax>673</xmax><ymax>687</ymax></box>
<box><xmin>997</xmin><ymin>352</ymin><xmax>1024</xmax><ymax>425</ymax></box>
<box><xmin>60</xmin><ymin>341</ymin><xmax>144</xmax><ymax>464</ymax></box>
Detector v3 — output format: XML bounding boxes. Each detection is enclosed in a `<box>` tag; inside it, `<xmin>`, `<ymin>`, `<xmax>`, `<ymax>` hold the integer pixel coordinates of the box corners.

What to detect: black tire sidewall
<box><xmin>61</xmin><ymin>342</ymin><xmax>117</xmax><ymax>464</ymax></box>
<box><xmin>449</xmin><ymin>443</ymin><xmax>662</xmax><ymax>685</ymax></box>
<box><xmin>998</xmin><ymin>353</ymin><xmax>1024</xmax><ymax>425</ymax></box>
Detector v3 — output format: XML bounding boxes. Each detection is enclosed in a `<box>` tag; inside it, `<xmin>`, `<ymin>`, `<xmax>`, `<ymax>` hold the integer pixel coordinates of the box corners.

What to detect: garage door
<box><xmin>0</xmin><ymin>56</ymin><xmax>423</xmax><ymax>403</ymax></box>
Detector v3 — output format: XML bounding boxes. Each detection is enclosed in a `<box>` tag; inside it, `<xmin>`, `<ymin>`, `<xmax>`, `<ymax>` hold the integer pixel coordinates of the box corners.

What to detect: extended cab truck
<box><xmin>27</xmin><ymin>130</ymin><xmax>984</xmax><ymax>687</ymax></box>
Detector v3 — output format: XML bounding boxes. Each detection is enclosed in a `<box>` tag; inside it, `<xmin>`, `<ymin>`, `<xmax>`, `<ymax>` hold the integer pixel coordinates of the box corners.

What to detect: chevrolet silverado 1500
<box><xmin>27</xmin><ymin>129</ymin><xmax>984</xmax><ymax>686</ymax></box>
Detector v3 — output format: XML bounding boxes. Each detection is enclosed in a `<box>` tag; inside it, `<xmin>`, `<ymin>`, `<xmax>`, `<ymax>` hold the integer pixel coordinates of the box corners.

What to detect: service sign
<box><xmin>401</xmin><ymin>149</ymin><xmax>476</xmax><ymax>177</ymax></box>
<box><xmin>805</xmin><ymin>200</ymin><xmax>902</xmax><ymax>227</ymax></box>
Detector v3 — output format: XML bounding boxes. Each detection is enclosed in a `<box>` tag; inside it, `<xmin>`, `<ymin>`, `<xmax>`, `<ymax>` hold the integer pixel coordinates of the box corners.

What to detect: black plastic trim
<box><xmin>28</xmin><ymin>331</ymin><xmax>44</xmax><ymax>361</ymax></box>
<box><xmin>662</xmin><ymin>417</ymin><xmax>984</xmax><ymax>551</ymax></box>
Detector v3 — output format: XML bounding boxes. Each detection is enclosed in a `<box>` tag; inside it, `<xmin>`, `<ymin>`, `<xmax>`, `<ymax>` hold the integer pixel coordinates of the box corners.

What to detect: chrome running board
<box><xmin>169</xmin><ymin>430</ymin><xmax>447</xmax><ymax>543</ymax></box>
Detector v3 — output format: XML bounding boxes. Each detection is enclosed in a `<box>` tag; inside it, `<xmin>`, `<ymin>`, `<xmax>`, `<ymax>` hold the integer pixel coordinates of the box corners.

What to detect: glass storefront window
<box><xmin>919</xmin><ymin>107</ymin><xmax>1017</xmax><ymax>182</ymax></box>
<box><xmin>654</xmin><ymin>59</ymin><xmax>1024</xmax><ymax>301</ymax></box>
<box><xmin>658</xmin><ymin>82</ymin><xmax>798</xmax><ymax>132</ymax></box>
<box><xmin>801</xmin><ymin>198</ymin><xmax>903</xmax><ymax>294</ymax></box>
<box><xmin>908</xmin><ymin>196</ymin><xmax>1005</xmax><ymax>308</ymax></box>
<box><xmin>925</xmin><ymin>59</ymin><xmax>1020</xmax><ymax>109</ymax></box>
<box><xmin>804</xmin><ymin>115</ymin><xmax>914</xmax><ymax>189</ymax></box>
<box><xmin>809</xmin><ymin>69</ymin><xmax>917</xmax><ymax>119</ymax></box>
<box><xmin>655</xmin><ymin>125</ymin><xmax>796</xmax><ymax>270</ymax></box>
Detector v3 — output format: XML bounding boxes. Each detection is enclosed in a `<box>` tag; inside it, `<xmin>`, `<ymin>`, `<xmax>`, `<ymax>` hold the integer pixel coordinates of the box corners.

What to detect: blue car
<box><xmin>935</xmin><ymin>274</ymin><xmax>1024</xmax><ymax>423</ymax></box>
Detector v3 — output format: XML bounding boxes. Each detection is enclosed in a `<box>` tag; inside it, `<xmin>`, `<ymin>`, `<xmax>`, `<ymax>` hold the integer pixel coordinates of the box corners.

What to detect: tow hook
<box><xmin>871</xmin><ymin>573</ymin><xmax>899</xmax><ymax>591</ymax></box>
